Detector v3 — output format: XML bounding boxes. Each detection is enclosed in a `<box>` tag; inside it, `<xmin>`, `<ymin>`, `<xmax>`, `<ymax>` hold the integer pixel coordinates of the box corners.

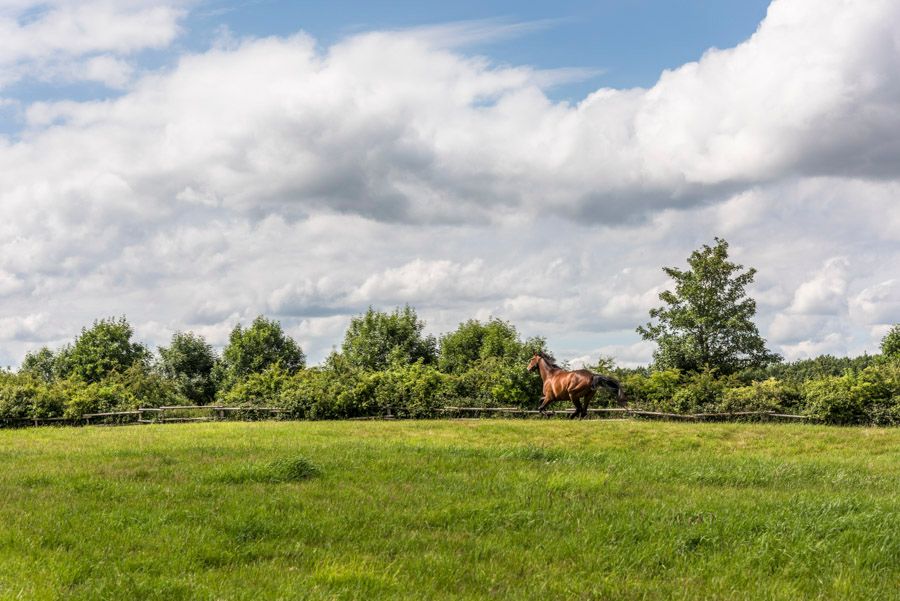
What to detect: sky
<box><xmin>0</xmin><ymin>0</ymin><xmax>898</xmax><ymax>368</ymax></box>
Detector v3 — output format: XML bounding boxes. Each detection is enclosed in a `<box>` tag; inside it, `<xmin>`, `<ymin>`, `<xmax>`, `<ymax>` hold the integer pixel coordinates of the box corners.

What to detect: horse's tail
<box><xmin>591</xmin><ymin>374</ymin><xmax>627</xmax><ymax>407</ymax></box>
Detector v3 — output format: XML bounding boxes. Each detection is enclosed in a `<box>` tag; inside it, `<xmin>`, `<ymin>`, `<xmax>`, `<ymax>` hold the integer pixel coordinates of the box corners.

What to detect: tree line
<box><xmin>1</xmin><ymin>238</ymin><xmax>899</xmax><ymax>425</ymax></box>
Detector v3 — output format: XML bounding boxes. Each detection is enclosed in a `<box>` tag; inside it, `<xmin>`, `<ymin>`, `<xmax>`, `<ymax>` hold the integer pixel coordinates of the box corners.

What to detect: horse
<box><xmin>527</xmin><ymin>351</ymin><xmax>626</xmax><ymax>418</ymax></box>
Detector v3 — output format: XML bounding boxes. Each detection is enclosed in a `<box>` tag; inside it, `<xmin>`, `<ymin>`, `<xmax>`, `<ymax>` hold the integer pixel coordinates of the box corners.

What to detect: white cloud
<box><xmin>850</xmin><ymin>280</ymin><xmax>900</xmax><ymax>327</ymax></box>
<box><xmin>0</xmin><ymin>1</ymin><xmax>187</xmax><ymax>89</ymax></box>
<box><xmin>787</xmin><ymin>258</ymin><xmax>850</xmax><ymax>315</ymax></box>
<box><xmin>1</xmin><ymin>0</ymin><xmax>899</xmax><ymax>369</ymax></box>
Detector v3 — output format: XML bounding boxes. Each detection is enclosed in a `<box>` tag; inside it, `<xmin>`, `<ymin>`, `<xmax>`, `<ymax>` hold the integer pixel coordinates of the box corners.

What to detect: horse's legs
<box><xmin>581</xmin><ymin>392</ymin><xmax>596</xmax><ymax>418</ymax></box>
<box><xmin>538</xmin><ymin>396</ymin><xmax>553</xmax><ymax>415</ymax></box>
<box><xmin>570</xmin><ymin>398</ymin><xmax>583</xmax><ymax>419</ymax></box>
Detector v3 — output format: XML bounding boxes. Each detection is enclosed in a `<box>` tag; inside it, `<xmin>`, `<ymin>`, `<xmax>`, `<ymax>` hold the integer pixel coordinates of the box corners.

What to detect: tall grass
<box><xmin>0</xmin><ymin>420</ymin><xmax>898</xmax><ymax>600</ymax></box>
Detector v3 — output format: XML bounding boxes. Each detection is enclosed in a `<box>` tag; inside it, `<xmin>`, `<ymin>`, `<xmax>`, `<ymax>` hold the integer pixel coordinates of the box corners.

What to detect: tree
<box><xmin>19</xmin><ymin>347</ymin><xmax>57</xmax><ymax>382</ymax></box>
<box><xmin>438</xmin><ymin>318</ymin><xmax>541</xmax><ymax>374</ymax></box>
<box><xmin>340</xmin><ymin>306</ymin><xmax>436</xmax><ymax>371</ymax></box>
<box><xmin>637</xmin><ymin>238</ymin><xmax>780</xmax><ymax>374</ymax></box>
<box><xmin>158</xmin><ymin>331</ymin><xmax>218</xmax><ymax>404</ymax></box>
<box><xmin>216</xmin><ymin>316</ymin><xmax>305</xmax><ymax>391</ymax></box>
<box><xmin>881</xmin><ymin>325</ymin><xmax>900</xmax><ymax>359</ymax></box>
<box><xmin>56</xmin><ymin>316</ymin><xmax>150</xmax><ymax>383</ymax></box>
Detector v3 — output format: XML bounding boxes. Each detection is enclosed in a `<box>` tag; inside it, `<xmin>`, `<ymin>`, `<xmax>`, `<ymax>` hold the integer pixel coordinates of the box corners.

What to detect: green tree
<box><xmin>216</xmin><ymin>316</ymin><xmax>305</xmax><ymax>393</ymax></box>
<box><xmin>438</xmin><ymin>318</ymin><xmax>537</xmax><ymax>374</ymax></box>
<box><xmin>158</xmin><ymin>331</ymin><xmax>218</xmax><ymax>404</ymax></box>
<box><xmin>340</xmin><ymin>306</ymin><xmax>436</xmax><ymax>371</ymax></box>
<box><xmin>637</xmin><ymin>238</ymin><xmax>780</xmax><ymax>374</ymax></box>
<box><xmin>881</xmin><ymin>325</ymin><xmax>900</xmax><ymax>359</ymax></box>
<box><xmin>56</xmin><ymin>316</ymin><xmax>150</xmax><ymax>383</ymax></box>
<box><xmin>19</xmin><ymin>347</ymin><xmax>57</xmax><ymax>382</ymax></box>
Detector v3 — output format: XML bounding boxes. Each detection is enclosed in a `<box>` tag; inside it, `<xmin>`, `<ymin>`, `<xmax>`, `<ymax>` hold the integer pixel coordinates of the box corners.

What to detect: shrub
<box><xmin>64</xmin><ymin>380</ymin><xmax>133</xmax><ymax>418</ymax></box>
<box><xmin>219</xmin><ymin>363</ymin><xmax>291</xmax><ymax>407</ymax></box>
<box><xmin>620</xmin><ymin>369</ymin><xmax>682</xmax><ymax>409</ymax></box>
<box><xmin>368</xmin><ymin>361</ymin><xmax>450</xmax><ymax>418</ymax></box>
<box><xmin>667</xmin><ymin>369</ymin><xmax>725</xmax><ymax>413</ymax></box>
<box><xmin>720</xmin><ymin>378</ymin><xmax>797</xmax><ymax>413</ymax></box>
<box><xmin>0</xmin><ymin>372</ymin><xmax>39</xmax><ymax>420</ymax></box>
<box><xmin>799</xmin><ymin>364</ymin><xmax>899</xmax><ymax>425</ymax></box>
<box><xmin>447</xmin><ymin>356</ymin><xmax>543</xmax><ymax>408</ymax></box>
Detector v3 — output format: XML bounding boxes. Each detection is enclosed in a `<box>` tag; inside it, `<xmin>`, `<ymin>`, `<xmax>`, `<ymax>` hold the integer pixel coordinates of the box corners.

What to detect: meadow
<box><xmin>0</xmin><ymin>419</ymin><xmax>898</xmax><ymax>600</ymax></box>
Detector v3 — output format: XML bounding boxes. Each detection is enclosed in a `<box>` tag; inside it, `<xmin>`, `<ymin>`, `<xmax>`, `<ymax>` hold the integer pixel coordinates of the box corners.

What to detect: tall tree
<box><xmin>217</xmin><ymin>316</ymin><xmax>305</xmax><ymax>391</ymax></box>
<box><xmin>158</xmin><ymin>331</ymin><xmax>218</xmax><ymax>404</ymax></box>
<box><xmin>881</xmin><ymin>324</ymin><xmax>900</xmax><ymax>359</ymax></box>
<box><xmin>19</xmin><ymin>347</ymin><xmax>57</xmax><ymax>382</ymax></box>
<box><xmin>340</xmin><ymin>306</ymin><xmax>436</xmax><ymax>371</ymax></box>
<box><xmin>438</xmin><ymin>318</ymin><xmax>541</xmax><ymax>374</ymax></box>
<box><xmin>56</xmin><ymin>316</ymin><xmax>150</xmax><ymax>383</ymax></box>
<box><xmin>637</xmin><ymin>238</ymin><xmax>780</xmax><ymax>374</ymax></box>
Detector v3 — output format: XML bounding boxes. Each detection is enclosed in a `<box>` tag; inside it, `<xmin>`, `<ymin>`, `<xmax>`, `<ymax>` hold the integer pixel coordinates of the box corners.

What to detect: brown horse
<box><xmin>527</xmin><ymin>351</ymin><xmax>626</xmax><ymax>418</ymax></box>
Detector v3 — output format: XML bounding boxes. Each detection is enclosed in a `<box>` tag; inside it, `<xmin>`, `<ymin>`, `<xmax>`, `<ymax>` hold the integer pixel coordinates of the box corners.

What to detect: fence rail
<box><xmin>440</xmin><ymin>406</ymin><xmax>812</xmax><ymax>421</ymax></box>
<box><xmin>1</xmin><ymin>404</ymin><xmax>812</xmax><ymax>428</ymax></box>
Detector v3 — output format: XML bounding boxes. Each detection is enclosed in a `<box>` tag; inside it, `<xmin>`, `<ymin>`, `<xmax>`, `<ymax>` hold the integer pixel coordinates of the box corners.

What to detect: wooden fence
<box><xmin>441</xmin><ymin>406</ymin><xmax>812</xmax><ymax>421</ymax></box>
<box><xmin>1</xmin><ymin>404</ymin><xmax>812</xmax><ymax>427</ymax></box>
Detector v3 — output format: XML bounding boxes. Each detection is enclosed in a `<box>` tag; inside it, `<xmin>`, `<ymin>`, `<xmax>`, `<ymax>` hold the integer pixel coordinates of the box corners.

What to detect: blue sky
<box><xmin>191</xmin><ymin>0</ymin><xmax>771</xmax><ymax>89</ymax></box>
<box><xmin>0</xmin><ymin>0</ymin><xmax>898</xmax><ymax>367</ymax></box>
<box><xmin>2</xmin><ymin>0</ymin><xmax>771</xmax><ymax>132</ymax></box>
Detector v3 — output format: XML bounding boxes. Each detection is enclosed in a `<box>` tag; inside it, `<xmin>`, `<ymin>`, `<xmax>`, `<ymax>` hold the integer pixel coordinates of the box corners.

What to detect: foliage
<box><xmin>720</xmin><ymin>378</ymin><xmax>798</xmax><ymax>413</ymax></box>
<box><xmin>158</xmin><ymin>331</ymin><xmax>218</xmax><ymax>404</ymax></box>
<box><xmin>339</xmin><ymin>306</ymin><xmax>436</xmax><ymax>371</ymax></box>
<box><xmin>438</xmin><ymin>318</ymin><xmax>540</xmax><ymax>374</ymax></box>
<box><xmin>19</xmin><ymin>347</ymin><xmax>57</xmax><ymax>383</ymax></box>
<box><xmin>55</xmin><ymin>316</ymin><xmax>150</xmax><ymax>383</ymax></box>
<box><xmin>802</xmin><ymin>363</ymin><xmax>900</xmax><ymax>425</ymax></box>
<box><xmin>219</xmin><ymin>363</ymin><xmax>291</xmax><ymax>408</ymax></box>
<box><xmin>637</xmin><ymin>238</ymin><xmax>780</xmax><ymax>374</ymax></box>
<box><xmin>63</xmin><ymin>363</ymin><xmax>185</xmax><ymax>418</ymax></box>
<box><xmin>620</xmin><ymin>369</ymin><xmax>682</xmax><ymax>408</ymax></box>
<box><xmin>278</xmin><ymin>367</ymin><xmax>358</xmax><ymax>420</ymax></box>
<box><xmin>667</xmin><ymin>369</ymin><xmax>726</xmax><ymax>413</ymax></box>
<box><xmin>882</xmin><ymin>324</ymin><xmax>900</xmax><ymax>359</ymax></box>
<box><xmin>736</xmin><ymin>353</ymin><xmax>877</xmax><ymax>385</ymax></box>
<box><xmin>367</xmin><ymin>360</ymin><xmax>450</xmax><ymax>418</ymax></box>
<box><xmin>216</xmin><ymin>316</ymin><xmax>305</xmax><ymax>393</ymax></box>
<box><xmin>5</xmin><ymin>308</ymin><xmax>900</xmax><ymax>426</ymax></box>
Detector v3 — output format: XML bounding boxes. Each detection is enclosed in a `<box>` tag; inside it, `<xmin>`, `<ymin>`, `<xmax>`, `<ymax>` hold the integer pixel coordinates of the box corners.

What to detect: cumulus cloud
<box><xmin>787</xmin><ymin>258</ymin><xmax>850</xmax><ymax>315</ymax></box>
<box><xmin>0</xmin><ymin>1</ymin><xmax>187</xmax><ymax>89</ymax></box>
<box><xmin>0</xmin><ymin>0</ymin><xmax>899</xmax><ymax>367</ymax></box>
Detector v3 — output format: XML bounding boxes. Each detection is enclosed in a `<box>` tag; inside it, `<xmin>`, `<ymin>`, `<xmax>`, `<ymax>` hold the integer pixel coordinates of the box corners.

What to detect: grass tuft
<box><xmin>213</xmin><ymin>455</ymin><xmax>319</xmax><ymax>484</ymax></box>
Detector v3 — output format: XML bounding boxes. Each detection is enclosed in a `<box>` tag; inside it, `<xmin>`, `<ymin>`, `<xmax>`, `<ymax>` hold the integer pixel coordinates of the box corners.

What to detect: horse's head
<box><xmin>527</xmin><ymin>354</ymin><xmax>542</xmax><ymax>372</ymax></box>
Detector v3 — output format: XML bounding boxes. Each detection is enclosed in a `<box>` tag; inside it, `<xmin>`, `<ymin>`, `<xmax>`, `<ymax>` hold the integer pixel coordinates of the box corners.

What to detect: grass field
<box><xmin>1</xmin><ymin>420</ymin><xmax>898</xmax><ymax>600</ymax></box>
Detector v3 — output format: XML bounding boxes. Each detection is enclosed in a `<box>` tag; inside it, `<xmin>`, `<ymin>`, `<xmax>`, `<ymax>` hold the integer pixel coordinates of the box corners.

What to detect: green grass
<box><xmin>0</xmin><ymin>420</ymin><xmax>898</xmax><ymax>600</ymax></box>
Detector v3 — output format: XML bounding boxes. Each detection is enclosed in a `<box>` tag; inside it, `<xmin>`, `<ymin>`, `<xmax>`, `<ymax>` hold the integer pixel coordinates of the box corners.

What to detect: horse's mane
<box><xmin>537</xmin><ymin>350</ymin><xmax>561</xmax><ymax>368</ymax></box>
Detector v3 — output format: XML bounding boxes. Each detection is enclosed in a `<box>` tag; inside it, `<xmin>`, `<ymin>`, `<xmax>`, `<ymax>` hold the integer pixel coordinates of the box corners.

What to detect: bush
<box><xmin>800</xmin><ymin>363</ymin><xmax>899</xmax><ymax>425</ymax></box>
<box><xmin>447</xmin><ymin>356</ymin><xmax>543</xmax><ymax>407</ymax></box>
<box><xmin>0</xmin><ymin>372</ymin><xmax>70</xmax><ymax>421</ymax></box>
<box><xmin>0</xmin><ymin>372</ymin><xmax>40</xmax><ymax>420</ymax></box>
<box><xmin>620</xmin><ymin>369</ymin><xmax>682</xmax><ymax>409</ymax></box>
<box><xmin>369</xmin><ymin>361</ymin><xmax>450</xmax><ymax>418</ymax></box>
<box><xmin>719</xmin><ymin>378</ymin><xmax>797</xmax><ymax>413</ymax></box>
<box><xmin>219</xmin><ymin>363</ymin><xmax>291</xmax><ymax>407</ymax></box>
<box><xmin>668</xmin><ymin>370</ymin><xmax>725</xmax><ymax>413</ymax></box>
<box><xmin>277</xmin><ymin>368</ymin><xmax>331</xmax><ymax>418</ymax></box>
<box><xmin>64</xmin><ymin>380</ymin><xmax>132</xmax><ymax>418</ymax></box>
